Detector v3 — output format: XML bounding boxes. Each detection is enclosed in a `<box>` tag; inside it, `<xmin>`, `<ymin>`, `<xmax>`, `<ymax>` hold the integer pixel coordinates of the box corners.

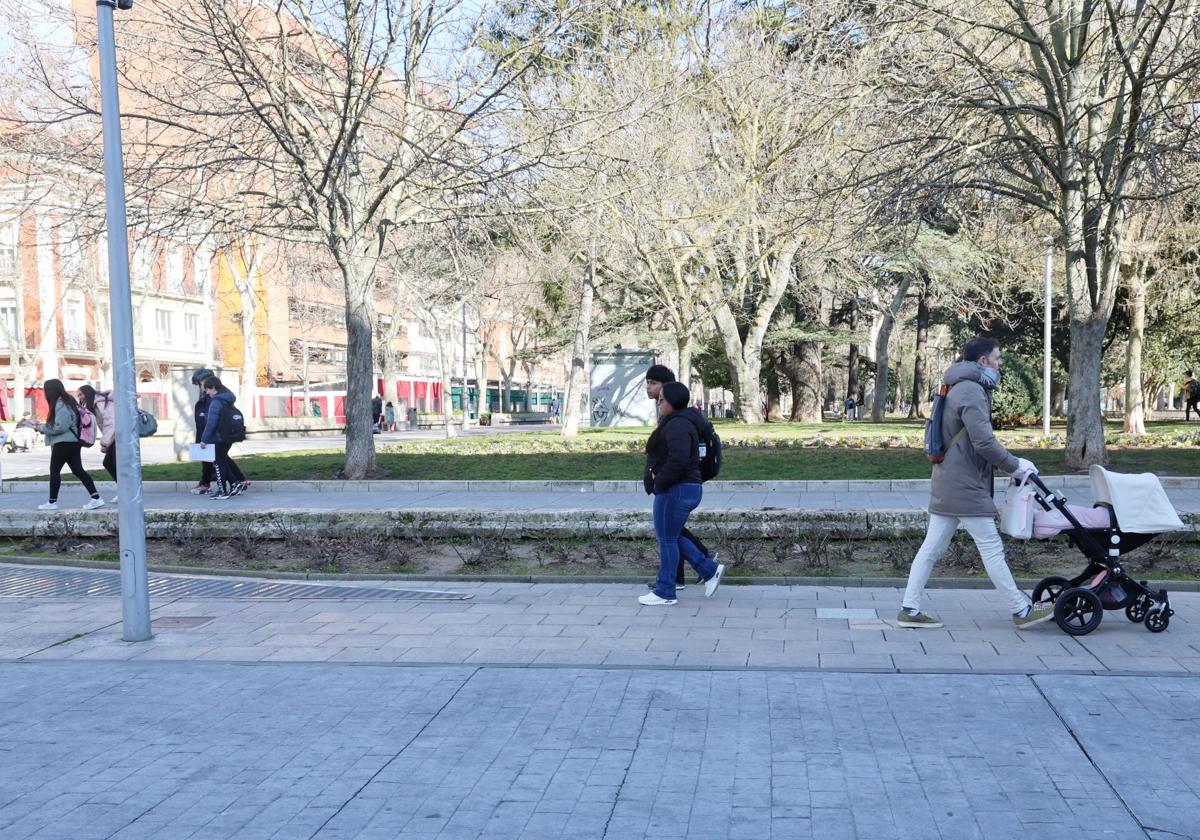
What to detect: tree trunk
<box><xmin>676</xmin><ymin>334</ymin><xmax>693</xmax><ymax>392</ymax></box>
<box><xmin>908</xmin><ymin>275</ymin><xmax>931</xmax><ymax>419</ymax></box>
<box><xmin>1122</xmin><ymin>266</ymin><xmax>1146</xmax><ymax>435</ymax></box>
<box><xmin>339</xmin><ymin>255</ymin><xmax>377</xmax><ymax>479</ymax></box>
<box><xmin>1065</xmin><ymin>315</ymin><xmax>1108</xmax><ymax>469</ymax></box>
<box><xmin>560</xmin><ymin>270</ymin><xmax>594</xmax><ymax>437</ymax></box>
<box><xmin>846</xmin><ymin>296</ymin><xmax>860</xmax><ymax>403</ymax></box>
<box><xmin>871</xmin><ymin>274</ymin><xmax>913</xmax><ymax>423</ymax></box>
<box><xmin>765</xmin><ymin>363</ymin><xmax>782</xmax><ymax>422</ymax></box>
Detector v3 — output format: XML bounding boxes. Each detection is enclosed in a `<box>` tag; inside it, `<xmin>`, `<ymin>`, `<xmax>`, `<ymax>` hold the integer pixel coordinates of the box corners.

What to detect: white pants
<box><xmin>901</xmin><ymin>514</ymin><xmax>1030</xmax><ymax>615</ymax></box>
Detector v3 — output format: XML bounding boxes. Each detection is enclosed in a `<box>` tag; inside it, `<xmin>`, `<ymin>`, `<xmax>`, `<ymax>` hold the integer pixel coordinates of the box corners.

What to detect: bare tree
<box><xmin>890</xmin><ymin>0</ymin><xmax>1200</xmax><ymax>466</ymax></box>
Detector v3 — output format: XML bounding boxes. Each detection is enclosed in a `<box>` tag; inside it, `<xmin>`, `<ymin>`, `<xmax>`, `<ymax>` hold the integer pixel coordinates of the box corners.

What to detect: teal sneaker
<box><xmin>896</xmin><ymin>609</ymin><xmax>944</xmax><ymax>629</ymax></box>
<box><xmin>1014</xmin><ymin>602</ymin><xmax>1056</xmax><ymax>630</ymax></box>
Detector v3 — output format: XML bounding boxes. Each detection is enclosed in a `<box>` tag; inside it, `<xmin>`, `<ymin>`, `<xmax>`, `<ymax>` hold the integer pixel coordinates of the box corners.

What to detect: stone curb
<box><xmin>6</xmin><ymin>476</ymin><xmax>1200</xmax><ymax>494</ymax></box>
<box><xmin>2</xmin><ymin>507</ymin><xmax>1197</xmax><ymax>540</ymax></box>
<box><xmin>5</xmin><ymin>556</ymin><xmax>1200</xmax><ymax>592</ymax></box>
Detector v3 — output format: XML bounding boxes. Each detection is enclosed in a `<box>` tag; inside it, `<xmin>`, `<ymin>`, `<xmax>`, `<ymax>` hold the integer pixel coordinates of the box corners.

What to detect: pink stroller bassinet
<box><xmin>1027</xmin><ymin>467</ymin><xmax>1185</xmax><ymax>635</ymax></box>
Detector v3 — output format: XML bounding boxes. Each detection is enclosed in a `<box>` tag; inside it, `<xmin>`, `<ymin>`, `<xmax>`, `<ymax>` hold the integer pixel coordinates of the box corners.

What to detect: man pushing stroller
<box><xmin>898</xmin><ymin>336</ymin><xmax>1056</xmax><ymax>630</ymax></box>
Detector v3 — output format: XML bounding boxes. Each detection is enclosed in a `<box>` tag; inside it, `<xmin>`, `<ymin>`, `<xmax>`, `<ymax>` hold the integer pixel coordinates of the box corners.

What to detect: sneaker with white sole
<box><xmin>37</xmin><ymin>501</ymin><xmax>59</xmax><ymax>511</ymax></box>
<box><xmin>1013</xmin><ymin>602</ymin><xmax>1056</xmax><ymax>630</ymax></box>
<box><xmin>82</xmin><ymin>498</ymin><xmax>105</xmax><ymax>511</ymax></box>
<box><xmin>190</xmin><ymin>484</ymin><xmax>210</xmax><ymax>495</ymax></box>
<box><xmin>896</xmin><ymin>609</ymin><xmax>944</xmax><ymax>629</ymax></box>
<box><xmin>704</xmin><ymin>564</ymin><xmax>725</xmax><ymax>598</ymax></box>
<box><xmin>210</xmin><ymin>490</ymin><xmax>233</xmax><ymax>501</ymax></box>
<box><xmin>638</xmin><ymin>592</ymin><xmax>677</xmax><ymax>606</ymax></box>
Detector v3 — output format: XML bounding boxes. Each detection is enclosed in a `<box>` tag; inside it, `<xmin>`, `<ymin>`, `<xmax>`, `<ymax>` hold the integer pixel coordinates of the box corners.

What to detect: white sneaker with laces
<box><xmin>638</xmin><ymin>592</ymin><xmax>677</xmax><ymax>606</ymax></box>
<box><xmin>705</xmin><ymin>564</ymin><xmax>726</xmax><ymax>598</ymax></box>
<box><xmin>82</xmin><ymin>498</ymin><xmax>105</xmax><ymax>511</ymax></box>
<box><xmin>37</xmin><ymin>501</ymin><xmax>59</xmax><ymax>511</ymax></box>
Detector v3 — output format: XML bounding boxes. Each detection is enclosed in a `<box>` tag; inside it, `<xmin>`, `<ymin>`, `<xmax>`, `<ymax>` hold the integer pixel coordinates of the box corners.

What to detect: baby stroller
<box><xmin>3</xmin><ymin>425</ymin><xmax>36</xmax><ymax>453</ymax></box>
<box><xmin>1023</xmin><ymin>467</ymin><xmax>1185</xmax><ymax>636</ymax></box>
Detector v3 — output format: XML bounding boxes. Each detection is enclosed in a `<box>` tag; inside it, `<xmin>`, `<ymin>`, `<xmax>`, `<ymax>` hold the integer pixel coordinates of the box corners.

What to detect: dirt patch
<box><xmin>5</xmin><ymin>527</ymin><xmax>1199</xmax><ymax>581</ymax></box>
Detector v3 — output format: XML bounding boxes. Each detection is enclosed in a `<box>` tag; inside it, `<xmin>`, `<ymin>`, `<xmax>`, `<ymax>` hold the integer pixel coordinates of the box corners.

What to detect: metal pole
<box><xmin>461</xmin><ymin>302</ymin><xmax>470</xmax><ymax>424</ymax></box>
<box><xmin>1043</xmin><ymin>243</ymin><xmax>1053</xmax><ymax>437</ymax></box>
<box><xmin>97</xmin><ymin>0</ymin><xmax>151</xmax><ymax>642</ymax></box>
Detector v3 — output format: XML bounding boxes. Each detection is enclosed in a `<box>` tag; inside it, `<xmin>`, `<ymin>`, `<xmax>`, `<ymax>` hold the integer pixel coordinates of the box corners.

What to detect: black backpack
<box><xmin>1189</xmin><ymin>380</ymin><xmax>1200</xmax><ymax>401</ymax></box>
<box><xmin>218</xmin><ymin>401</ymin><xmax>247</xmax><ymax>443</ymax></box>
<box><xmin>678</xmin><ymin>411</ymin><xmax>722</xmax><ymax>482</ymax></box>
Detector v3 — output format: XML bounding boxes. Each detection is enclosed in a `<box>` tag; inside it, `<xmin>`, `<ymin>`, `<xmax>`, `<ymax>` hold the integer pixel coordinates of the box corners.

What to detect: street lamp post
<box><xmin>97</xmin><ymin>0</ymin><xmax>151</xmax><ymax>642</ymax></box>
<box><xmin>1043</xmin><ymin>241</ymin><xmax>1054</xmax><ymax>438</ymax></box>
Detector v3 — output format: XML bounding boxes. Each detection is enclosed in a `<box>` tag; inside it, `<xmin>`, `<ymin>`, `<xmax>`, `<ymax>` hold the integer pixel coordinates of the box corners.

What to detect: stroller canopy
<box><xmin>1090</xmin><ymin>465</ymin><xmax>1185</xmax><ymax>533</ymax></box>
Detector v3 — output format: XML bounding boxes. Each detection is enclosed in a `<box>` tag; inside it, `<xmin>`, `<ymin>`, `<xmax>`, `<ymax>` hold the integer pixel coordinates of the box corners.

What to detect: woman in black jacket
<box><xmin>640</xmin><ymin>382</ymin><xmax>725</xmax><ymax>605</ymax></box>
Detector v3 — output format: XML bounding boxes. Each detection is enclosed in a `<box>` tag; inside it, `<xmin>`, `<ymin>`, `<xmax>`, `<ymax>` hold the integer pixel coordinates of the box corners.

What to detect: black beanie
<box><xmin>646</xmin><ymin>364</ymin><xmax>675</xmax><ymax>384</ymax></box>
<box><xmin>661</xmin><ymin>381</ymin><xmax>690</xmax><ymax>410</ymax></box>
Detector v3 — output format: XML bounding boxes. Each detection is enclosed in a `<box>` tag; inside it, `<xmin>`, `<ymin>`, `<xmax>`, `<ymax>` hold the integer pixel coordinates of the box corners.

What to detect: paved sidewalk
<box><xmin>4</xmin><ymin>570</ymin><xmax>1200</xmax><ymax>838</ymax></box>
<box><xmin>5</xmin><ymin>662</ymin><xmax>1191</xmax><ymax>839</ymax></box>
<box><xmin>7</xmin><ymin>571</ymin><xmax>1200</xmax><ymax>674</ymax></box>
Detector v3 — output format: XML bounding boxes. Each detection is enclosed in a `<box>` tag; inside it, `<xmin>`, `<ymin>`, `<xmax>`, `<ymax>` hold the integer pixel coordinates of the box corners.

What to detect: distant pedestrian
<box><xmin>549</xmin><ymin>397</ymin><xmax>559</xmax><ymax>421</ymax></box>
<box><xmin>36</xmin><ymin>378</ymin><xmax>103</xmax><ymax>511</ymax></box>
<box><xmin>77</xmin><ymin>385</ymin><xmax>118</xmax><ymax>502</ymax></box>
<box><xmin>1183</xmin><ymin>370</ymin><xmax>1200</xmax><ymax>421</ymax></box>
<box><xmin>198</xmin><ymin>376</ymin><xmax>247</xmax><ymax>500</ymax></box>
<box><xmin>385</xmin><ymin>401</ymin><xmax>396</xmax><ymax>431</ymax></box>
<box><xmin>644</xmin><ymin>365</ymin><xmax>719</xmax><ymax>592</ymax></box>
<box><xmin>372</xmin><ymin>393</ymin><xmax>383</xmax><ymax>431</ymax></box>
<box><xmin>640</xmin><ymin>381</ymin><xmax>724</xmax><ymax>606</ymax></box>
<box><xmin>897</xmin><ymin>336</ymin><xmax>1054</xmax><ymax>630</ymax></box>
<box><xmin>190</xmin><ymin>368</ymin><xmax>216</xmax><ymax>495</ymax></box>
<box><xmin>843</xmin><ymin>395</ymin><xmax>855</xmax><ymax>421</ymax></box>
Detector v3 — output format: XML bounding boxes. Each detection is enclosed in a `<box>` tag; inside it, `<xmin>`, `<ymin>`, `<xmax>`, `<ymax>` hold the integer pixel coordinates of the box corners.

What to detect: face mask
<box><xmin>979</xmin><ymin>365</ymin><xmax>1001</xmax><ymax>387</ymax></box>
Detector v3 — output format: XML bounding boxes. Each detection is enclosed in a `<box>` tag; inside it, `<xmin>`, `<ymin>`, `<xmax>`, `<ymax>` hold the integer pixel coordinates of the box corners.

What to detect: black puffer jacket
<box><xmin>194</xmin><ymin>393</ymin><xmax>211</xmax><ymax>444</ymax></box>
<box><xmin>643</xmin><ymin>410</ymin><xmax>702</xmax><ymax>494</ymax></box>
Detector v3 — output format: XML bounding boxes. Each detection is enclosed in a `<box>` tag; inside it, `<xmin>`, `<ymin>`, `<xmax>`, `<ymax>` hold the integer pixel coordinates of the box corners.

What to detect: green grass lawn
<box><xmin>14</xmin><ymin>419</ymin><xmax>1199</xmax><ymax>482</ymax></box>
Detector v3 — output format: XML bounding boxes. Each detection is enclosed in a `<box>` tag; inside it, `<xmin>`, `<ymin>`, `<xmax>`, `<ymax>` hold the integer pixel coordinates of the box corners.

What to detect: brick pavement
<box><xmin>5</xmin><ymin>575</ymin><xmax>1200</xmax><ymax>674</ymax></box>
<box><xmin>0</xmin><ymin>661</ymin><xmax>1183</xmax><ymax>839</ymax></box>
<box><xmin>5</xmin><ymin>573</ymin><xmax>1200</xmax><ymax>837</ymax></box>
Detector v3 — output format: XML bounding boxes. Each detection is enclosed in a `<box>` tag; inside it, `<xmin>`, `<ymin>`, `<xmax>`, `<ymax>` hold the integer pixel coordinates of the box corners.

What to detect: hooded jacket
<box><xmin>41</xmin><ymin>400</ymin><xmax>80</xmax><ymax>446</ymax></box>
<box><xmin>92</xmin><ymin>390</ymin><xmax>117</xmax><ymax>450</ymax></box>
<box><xmin>929</xmin><ymin>361</ymin><xmax>1020</xmax><ymax>517</ymax></box>
<box><xmin>643</xmin><ymin>408</ymin><xmax>704</xmax><ymax>493</ymax></box>
<box><xmin>200</xmin><ymin>388</ymin><xmax>237</xmax><ymax>445</ymax></box>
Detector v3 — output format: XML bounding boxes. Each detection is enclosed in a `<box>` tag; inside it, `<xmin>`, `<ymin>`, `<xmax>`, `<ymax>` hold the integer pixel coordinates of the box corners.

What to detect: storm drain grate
<box><xmin>0</xmin><ymin>566</ymin><xmax>471</xmax><ymax>601</ymax></box>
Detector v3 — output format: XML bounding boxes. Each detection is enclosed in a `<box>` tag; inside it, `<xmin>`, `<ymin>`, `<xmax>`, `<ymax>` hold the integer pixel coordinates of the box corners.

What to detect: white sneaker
<box><xmin>82</xmin><ymin>498</ymin><xmax>105</xmax><ymax>511</ymax></box>
<box><xmin>37</xmin><ymin>501</ymin><xmax>59</xmax><ymax>511</ymax></box>
<box><xmin>704</xmin><ymin>564</ymin><xmax>726</xmax><ymax>598</ymax></box>
<box><xmin>638</xmin><ymin>592</ymin><xmax>677</xmax><ymax>606</ymax></box>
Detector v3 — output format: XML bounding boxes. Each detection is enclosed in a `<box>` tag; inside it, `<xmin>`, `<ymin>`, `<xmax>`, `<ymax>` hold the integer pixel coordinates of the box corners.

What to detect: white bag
<box><xmin>188</xmin><ymin>443</ymin><xmax>216</xmax><ymax>463</ymax></box>
<box><xmin>999</xmin><ymin>476</ymin><xmax>1036</xmax><ymax>539</ymax></box>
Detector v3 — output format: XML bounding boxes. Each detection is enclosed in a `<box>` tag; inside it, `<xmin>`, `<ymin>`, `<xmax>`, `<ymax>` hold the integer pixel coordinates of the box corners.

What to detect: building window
<box><xmin>184</xmin><ymin>312</ymin><xmax>199</xmax><ymax>348</ymax></box>
<box><xmin>63</xmin><ymin>294</ymin><xmax>85</xmax><ymax>350</ymax></box>
<box><xmin>0</xmin><ymin>220</ymin><xmax>17</xmax><ymax>276</ymax></box>
<box><xmin>0</xmin><ymin>287</ymin><xmax>17</xmax><ymax>342</ymax></box>
<box><xmin>155</xmin><ymin>308</ymin><xmax>173</xmax><ymax>344</ymax></box>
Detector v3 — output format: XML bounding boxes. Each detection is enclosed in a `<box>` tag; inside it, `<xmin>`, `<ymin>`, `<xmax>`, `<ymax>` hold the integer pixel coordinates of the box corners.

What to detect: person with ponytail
<box><xmin>35</xmin><ymin>378</ymin><xmax>103</xmax><ymax>511</ymax></box>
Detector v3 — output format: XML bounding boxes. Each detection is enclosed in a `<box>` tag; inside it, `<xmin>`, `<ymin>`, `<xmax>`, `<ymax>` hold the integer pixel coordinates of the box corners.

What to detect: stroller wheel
<box><xmin>1144</xmin><ymin>609</ymin><xmax>1170</xmax><ymax>633</ymax></box>
<box><xmin>1054</xmin><ymin>587</ymin><xmax>1103</xmax><ymax>636</ymax></box>
<box><xmin>1125</xmin><ymin>597</ymin><xmax>1151</xmax><ymax>623</ymax></box>
<box><xmin>1032</xmin><ymin>575</ymin><xmax>1071</xmax><ymax>605</ymax></box>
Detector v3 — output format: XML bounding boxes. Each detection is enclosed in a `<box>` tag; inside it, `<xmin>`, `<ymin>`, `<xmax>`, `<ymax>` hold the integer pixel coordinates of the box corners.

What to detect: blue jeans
<box><xmin>652</xmin><ymin>483</ymin><xmax>717</xmax><ymax>599</ymax></box>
